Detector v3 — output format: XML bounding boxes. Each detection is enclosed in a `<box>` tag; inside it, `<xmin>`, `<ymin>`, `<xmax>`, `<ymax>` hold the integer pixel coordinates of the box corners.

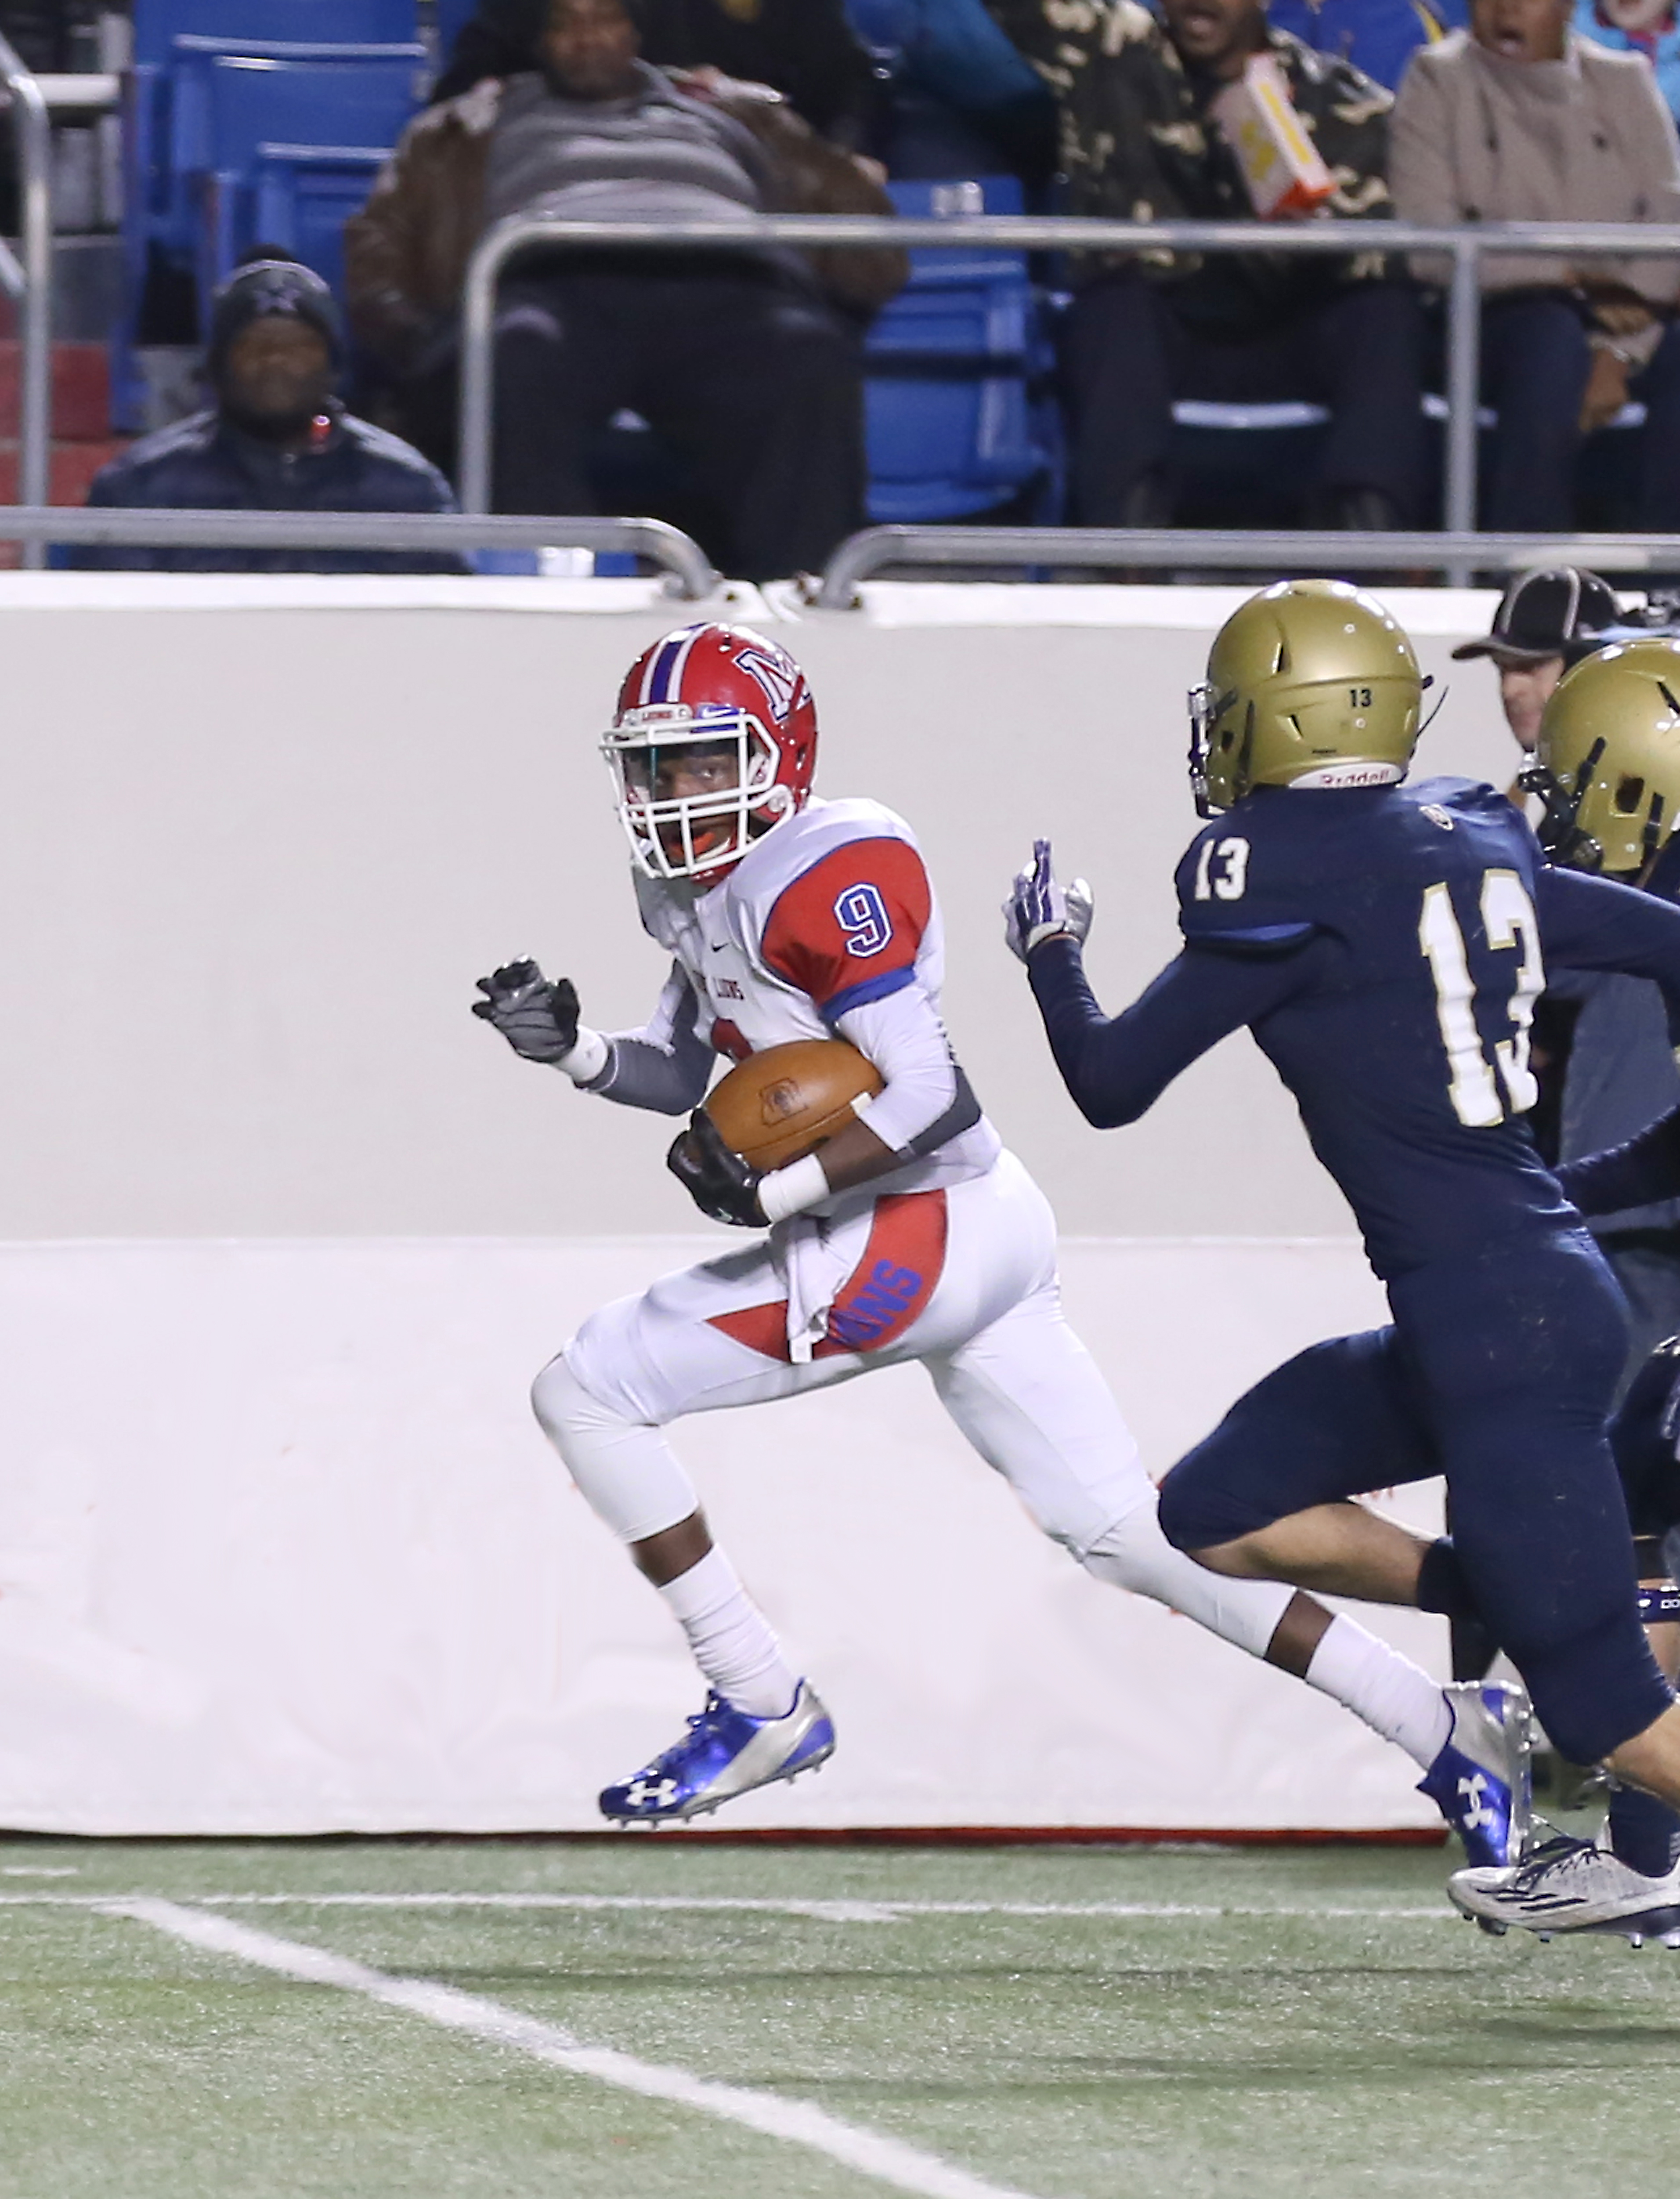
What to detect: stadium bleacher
<box><xmin>117</xmin><ymin>0</ymin><xmax>423</xmax><ymax>426</ymax></box>
<box><xmin>863</xmin><ymin>176</ymin><xmax>1061</xmax><ymax>524</ymax></box>
<box><xmin>2</xmin><ymin>0</ymin><xmax>1671</xmax><ymax>559</ymax></box>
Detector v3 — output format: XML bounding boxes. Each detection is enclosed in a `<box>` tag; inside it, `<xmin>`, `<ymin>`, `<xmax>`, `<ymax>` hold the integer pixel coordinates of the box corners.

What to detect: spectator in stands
<box><xmin>432</xmin><ymin>0</ymin><xmax>885</xmax><ymax>150</ymax></box>
<box><xmin>347</xmin><ymin>0</ymin><xmax>903</xmax><ymax>580</ymax></box>
<box><xmin>992</xmin><ymin>0</ymin><xmax>1425</xmax><ymax>531</ymax></box>
<box><xmin>72</xmin><ymin>261</ymin><xmax>459</xmax><ymax>575</ymax></box>
<box><xmin>1575</xmin><ymin>0</ymin><xmax>1680</xmax><ymax>125</ymax></box>
<box><xmin>1266</xmin><ymin>0</ymin><xmax>1467</xmax><ymax>91</ymax></box>
<box><xmin>1393</xmin><ymin>0</ymin><xmax>1680</xmax><ymax>532</ymax></box>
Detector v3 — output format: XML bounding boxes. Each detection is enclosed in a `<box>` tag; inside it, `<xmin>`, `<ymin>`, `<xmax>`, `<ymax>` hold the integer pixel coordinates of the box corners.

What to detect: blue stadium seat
<box><xmin>133</xmin><ymin>0</ymin><xmax>419</xmax><ymax>64</ymax></box>
<box><xmin>119</xmin><ymin>6</ymin><xmax>423</xmax><ymax>428</ymax></box>
<box><xmin>863</xmin><ymin>176</ymin><xmax>1060</xmax><ymax>522</ymax></box>
<box><xmin>195</xmin><ymin>52</ymin><xmax>425</xmax><ymax>303</ymax></box>
<box><xmin>251</xmin><ymin>145</ymin><xmax>391</xmax><ymax>303</ymax></box>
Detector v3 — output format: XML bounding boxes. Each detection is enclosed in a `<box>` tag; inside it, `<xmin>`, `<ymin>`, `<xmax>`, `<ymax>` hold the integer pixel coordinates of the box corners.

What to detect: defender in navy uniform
<box><xmin>1008</xmin><ymin>580</ymin><xmax>1680</xmax><ymax>1931</ymax></box>
<box><xmin>1445</xmin><ymin>638</ymin><xmax>1680</xmax><ymax>1936</ymax></box>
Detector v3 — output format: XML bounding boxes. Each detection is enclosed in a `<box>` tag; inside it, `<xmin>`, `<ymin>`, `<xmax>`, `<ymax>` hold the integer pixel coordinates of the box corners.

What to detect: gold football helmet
<box><xmin>1189</xmin><ymin>579</ymin><xmax>1425</xmax><ymax>816</ymax></box>
<box><xmin>1526</xmin><ymin>636</ymin><xmax>1680</xmax><ymax>877</ymax></box>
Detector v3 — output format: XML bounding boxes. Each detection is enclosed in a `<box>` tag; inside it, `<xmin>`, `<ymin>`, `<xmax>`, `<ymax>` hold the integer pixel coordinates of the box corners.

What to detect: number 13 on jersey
<box><xmin>1419</xmin><ymin>868</ymin><xmax>1543</xmax><ymax>1128</ymax></box>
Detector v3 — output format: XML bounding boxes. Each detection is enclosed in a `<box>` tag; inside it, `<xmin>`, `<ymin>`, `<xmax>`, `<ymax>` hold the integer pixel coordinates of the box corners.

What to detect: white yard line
<box><xmin>191</xmin><ymin>1893</ymin><xmax>1455</xmax><ymax>1923</ymax></box>
<box><xmin>98</xmin><ymin>1896</ymin><xmax>1043</xmax><ymax>2199</ymax></box>
<box><xmin>0</xmin><ymin>1890</ymin><xmax>1454</xmax><ymax>1922</ymax></box>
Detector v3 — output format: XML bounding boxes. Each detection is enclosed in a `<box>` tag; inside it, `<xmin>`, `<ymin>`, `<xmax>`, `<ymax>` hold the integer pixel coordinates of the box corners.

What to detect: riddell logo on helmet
<box><xmin>1293</xmin><ymin>760</ymin><xmax>1407</xmax><ymax>790</ymax></box>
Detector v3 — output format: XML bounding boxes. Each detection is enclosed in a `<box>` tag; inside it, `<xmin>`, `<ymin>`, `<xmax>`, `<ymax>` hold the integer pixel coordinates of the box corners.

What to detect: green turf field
<box><xmin>0</xmin><ymin>1834</ymin><xmax>1673</xmax><ymax>2199</ymax></box>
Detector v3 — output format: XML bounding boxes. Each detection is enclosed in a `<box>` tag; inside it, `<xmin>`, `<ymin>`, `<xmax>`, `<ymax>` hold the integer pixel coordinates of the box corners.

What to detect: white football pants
<box><xmin>535</xmin><ymin>1150</ymin><xmax>1296</xmax><ymax>1658</ymax></box>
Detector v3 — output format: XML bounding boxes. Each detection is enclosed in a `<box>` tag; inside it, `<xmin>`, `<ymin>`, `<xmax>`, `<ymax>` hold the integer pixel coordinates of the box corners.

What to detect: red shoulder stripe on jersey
<box><xmin>759</xmin><ymin>838</ymin><xmax>932</xmax><ymax>1013</ymax></box>
<box><xmin>707</xmin><ymin>1191</ymin><xmax>948</xmax><ymax>1363</ymax></box>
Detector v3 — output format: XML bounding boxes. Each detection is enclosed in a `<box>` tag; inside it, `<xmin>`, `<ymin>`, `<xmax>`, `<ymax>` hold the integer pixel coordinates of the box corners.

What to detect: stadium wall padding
<box><xmin>0</xmin><ymin>576</ymin><xmax>1505</xmax><ymax>1830</ymax></box>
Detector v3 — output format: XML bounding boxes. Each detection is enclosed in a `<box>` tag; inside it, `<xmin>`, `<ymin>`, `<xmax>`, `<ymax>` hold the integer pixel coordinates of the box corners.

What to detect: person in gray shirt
<box><xmin>348</xmin><ymin>0</ymin><xmax>903</xmax><ymax>579</ymax></box>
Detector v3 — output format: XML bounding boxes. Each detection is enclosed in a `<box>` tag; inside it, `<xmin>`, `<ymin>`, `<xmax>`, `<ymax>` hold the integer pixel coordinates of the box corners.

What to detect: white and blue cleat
<box><xmin>1449</xmin><ymin>1834</ymin><xmax>1680</xmax><ymax>1946</ymax></box>
<box><xmin>600</xmin><ymin>1680</ymin><xmax>836</xmax><ymax>1825</ymax></box>
<box><xmin>1416</xmin><ymin>1679</ymin><xmax>1534</xmax><ymax>1868</ymax></box>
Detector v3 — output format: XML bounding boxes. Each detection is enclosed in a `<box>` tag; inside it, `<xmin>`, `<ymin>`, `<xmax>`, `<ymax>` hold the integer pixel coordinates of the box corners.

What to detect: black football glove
<box><xmin>471</xmin><ymin>958</ymin><xmax>582</xmax><ymax>1064</ymax></box>
<box><xmin>667</xmin><ymin>1108</ymin><xmax>767</xmax><ymax>1228</ymax></box>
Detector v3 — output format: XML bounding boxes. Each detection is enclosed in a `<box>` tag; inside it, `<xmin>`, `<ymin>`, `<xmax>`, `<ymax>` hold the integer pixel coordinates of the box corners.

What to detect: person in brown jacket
<box><xmin>344</xmin><ymin>0</ymin><xmax>907</xmax><ymax>579</ymax></box>
<box><xmin>1391</xmin><ymin>0</ymin><xmax>1680</xmax><ymax>530</ymax></box>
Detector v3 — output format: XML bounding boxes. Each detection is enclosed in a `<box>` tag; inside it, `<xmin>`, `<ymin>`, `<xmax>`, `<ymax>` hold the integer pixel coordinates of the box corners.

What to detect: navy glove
<box><xmin>1003</xmin><ymin>839</ymin><xmax>1095</xmax><ymax>963</ymax></box>
<box><xmin>472</xmin><ymin>958</ymin><xmax>581</xmax><ymax>1063</ymax></box>
<box><xmin>667</xmin><ymin>1108</ymin><xmax>767</xmax><ymax>1228</ymax></box>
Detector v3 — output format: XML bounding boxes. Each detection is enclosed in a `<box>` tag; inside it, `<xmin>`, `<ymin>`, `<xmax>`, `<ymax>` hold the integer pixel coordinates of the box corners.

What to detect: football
<box><xmin>704</xmin><ymin>1038</ymin><xmax>885</xmax><ymax>1172</ymax></box>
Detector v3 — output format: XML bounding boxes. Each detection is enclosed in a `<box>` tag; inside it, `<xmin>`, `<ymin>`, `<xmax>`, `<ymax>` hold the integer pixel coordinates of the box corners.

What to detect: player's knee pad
<box><xmin>529</xmin><ymin>1353</ymin><xmax>697</xmax><ymax>1545</ymax></box>
<box><xmin>1517</xmin><ymin>1608</ymin><xmax>1674</xmax><ymax>1768</ymax></box>
<box><xmin>1081</xmin><ymin>1502</ymin><xmax>1294</xmax><ymax>1660</ymax></box>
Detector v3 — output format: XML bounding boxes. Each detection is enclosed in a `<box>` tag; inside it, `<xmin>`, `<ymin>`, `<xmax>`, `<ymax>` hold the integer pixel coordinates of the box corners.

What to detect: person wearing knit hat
<box><xmin>72</xmin><ymin>257</ymin><xmax>459</xmax><ymax>575</ymax></box>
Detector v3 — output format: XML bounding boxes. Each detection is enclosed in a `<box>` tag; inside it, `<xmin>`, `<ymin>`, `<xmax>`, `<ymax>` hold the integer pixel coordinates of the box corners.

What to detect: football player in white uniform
<box><xmin>475</xmin><ymin>620</ymin><xmax>1528</xmax><ymax>1838</ymax></box>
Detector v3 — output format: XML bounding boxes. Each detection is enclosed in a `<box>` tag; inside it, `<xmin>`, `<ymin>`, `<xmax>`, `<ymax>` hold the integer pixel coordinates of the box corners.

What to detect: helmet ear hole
<box><xmin>1615</xmin><ymin>774</ymin><xmax>1647</xmax><ymax>815</ymax></box>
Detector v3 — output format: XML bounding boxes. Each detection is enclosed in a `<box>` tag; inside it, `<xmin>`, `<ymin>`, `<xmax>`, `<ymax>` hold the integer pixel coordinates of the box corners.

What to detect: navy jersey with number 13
<box><xmin>1033</xmin><ymin>777</ymin><xmax>1680</xmax><ymax>1280</ymax></box>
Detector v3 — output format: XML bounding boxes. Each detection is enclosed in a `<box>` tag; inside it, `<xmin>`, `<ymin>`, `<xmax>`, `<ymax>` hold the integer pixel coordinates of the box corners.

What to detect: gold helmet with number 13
<box><xmin>1189</xmin><ymin>579</ymin><xmax>1426</xmax><ymax>817</ymax></box>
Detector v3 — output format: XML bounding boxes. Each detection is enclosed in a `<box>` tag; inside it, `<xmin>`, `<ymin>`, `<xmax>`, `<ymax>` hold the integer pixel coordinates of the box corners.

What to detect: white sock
<box><xmin>659</xmin><ymin>1548</ymin><xmax>798</xmax><ymax>1719</ymax></box>
<box><xmin>1306</xmin><ymin>1613</ymin><xmax>1449</xmax><ymax>1769</ymax></box>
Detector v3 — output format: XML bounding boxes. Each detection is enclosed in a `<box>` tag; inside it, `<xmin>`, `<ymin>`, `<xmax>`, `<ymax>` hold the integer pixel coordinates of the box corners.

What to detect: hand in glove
<box><xmin>471</xmin><ymin>958</ymin><xmax>582</xmax><ymax>1063</ymax></box>
<box><xmin>667</xmin><ymin>1108</ymin><xmax>768</xmax><ymax>1228</ymax></box>
<box><xmin>1003</xmin><ymin>839</ymin><xmax>1095</xmax><ymax>963</ymax></box>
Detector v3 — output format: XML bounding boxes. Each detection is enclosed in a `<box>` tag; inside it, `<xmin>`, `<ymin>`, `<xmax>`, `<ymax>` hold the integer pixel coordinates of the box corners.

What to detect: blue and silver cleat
<box><xmin>600</xmin><ymin>1680</ymin><xmax>835</xmax><ymax>1825</ymax></box>
<box><xmin>1417</xmin><ymin>1679</ymin><xmax>1534</xmax><ymax>1868</ymax></box>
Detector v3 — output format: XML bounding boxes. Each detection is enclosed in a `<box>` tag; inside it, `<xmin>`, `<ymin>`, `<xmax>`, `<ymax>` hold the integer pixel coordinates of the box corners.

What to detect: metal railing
<box><xmin>0</xmin><ymin>506</ymin><xmax>720</xmax><ymax>595</ymax></box>
<box><xmin>815</xmin><ymin>525</ymin><xmax>1680</xmax><ymax>604</ymax></box>
<box><xmin>0</xmin><ymin>34</ymin><xmax>51</xmax><ymax>564</ymax></box>
<box><xmin>457</xmin><ymin>212</ymin><xmax>1680</xmax><ymax>556</ymax></box>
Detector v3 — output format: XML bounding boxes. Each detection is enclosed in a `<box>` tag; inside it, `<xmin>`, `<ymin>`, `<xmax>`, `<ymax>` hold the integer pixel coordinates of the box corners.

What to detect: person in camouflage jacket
<box><xmin>987</xmin><ymin>0</ymin><xmax>1430</xmax><ymax>528</ymax></box>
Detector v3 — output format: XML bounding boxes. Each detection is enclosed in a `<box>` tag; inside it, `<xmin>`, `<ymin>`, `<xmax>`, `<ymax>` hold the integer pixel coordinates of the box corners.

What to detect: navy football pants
<box><xmin>1157</xmin><ymin>1228</ymin><xmax>1673</xmax><ymax>1765</ymax></box>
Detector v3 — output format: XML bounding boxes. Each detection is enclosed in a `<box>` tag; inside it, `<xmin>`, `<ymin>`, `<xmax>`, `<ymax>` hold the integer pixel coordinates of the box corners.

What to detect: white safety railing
<box><xmin>456</xmin><ymin>212</ymin><xmax>1680</xmax><ymax>560</ymax></box>
<box><xmin>0</xmin><ymin>505</ymin><xmax>720</xmax><ymax>594</ymax></box>
<box><xmin>814</xmin><ymin>525</ymin><xmax>1680</xmax><ymax>604</ymax></box>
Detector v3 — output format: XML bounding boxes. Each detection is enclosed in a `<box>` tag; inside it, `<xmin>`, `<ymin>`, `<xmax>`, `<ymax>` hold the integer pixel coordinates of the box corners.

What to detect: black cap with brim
<box><xmin>1452</xmin><ymin>568</ymin><xmax>1621</xmax><ymax>662</ymax></box>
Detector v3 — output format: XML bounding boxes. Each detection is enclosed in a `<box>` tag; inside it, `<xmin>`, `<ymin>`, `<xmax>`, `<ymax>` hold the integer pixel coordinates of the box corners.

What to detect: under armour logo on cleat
<box><xmin>1457</xmin><ymin>1772</ymin><xmax>1499</xmax><ymax>1831</ymax></box>
<box><xmin>625</xmin><ymin>1776</ymin><xmax>681</xmax><ymax>1809</ymax></box>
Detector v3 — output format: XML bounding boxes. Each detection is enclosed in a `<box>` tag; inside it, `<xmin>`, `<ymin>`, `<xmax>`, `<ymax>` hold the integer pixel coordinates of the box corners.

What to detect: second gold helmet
<box><xmin>1527</xmin><ymin>636</ymin><xmax>1680</xmax><ymax>876</ymax></box>
<box><xmin>1189</xmin><ymin>579</ymin><xmax>1424</xmax><ymax>816</ymax></box>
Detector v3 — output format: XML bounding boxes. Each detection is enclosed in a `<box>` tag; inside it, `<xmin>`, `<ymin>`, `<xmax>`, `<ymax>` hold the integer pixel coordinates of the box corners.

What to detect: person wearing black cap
<box><xmin>1451</xmin><ymin>565</ymin><xmax>1623</xmax><ymax>755</ymax></box>
<box><xmin>71</xmin><ymin>260</ymin><xmax>460</xmax><ymax>575</ymax></box>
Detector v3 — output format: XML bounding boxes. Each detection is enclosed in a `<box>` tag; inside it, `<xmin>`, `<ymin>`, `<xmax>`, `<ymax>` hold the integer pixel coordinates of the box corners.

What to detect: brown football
<box><xmin>704</xmin><ymin>1039</ymin><xmax>885</xmax><ymax>1172</ymax></box>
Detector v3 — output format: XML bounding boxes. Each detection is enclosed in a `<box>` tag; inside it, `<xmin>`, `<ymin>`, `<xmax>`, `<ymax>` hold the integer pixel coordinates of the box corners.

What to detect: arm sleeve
<box><xmin>1026</xmin><ymin>933</ymin><xmax>1317</xmax><ymax>1130</ymax></box>
<box><xmin>582</xmin><ymin>963</ymin><xmax>714</xmax><ymax>1116</ymax></box>
<box><xmin>1387</xmin><ymin>58</ymin><xmax>1457</xmax><ymax>287</ymax></box>
<box><xmin>1556</xmin><ymin>1106</ymin><xmax>1680</xmax><ymax>1216</ymax></box>
<box><xmin>1539</xmin><ymin>868</ymin><xmax>1680</xmax><ymax>1027</ymax></box>
<box><xmin>835</xmin><ymin>982</ymin><xmax>981</xmax><ymax>1158</ymax></box>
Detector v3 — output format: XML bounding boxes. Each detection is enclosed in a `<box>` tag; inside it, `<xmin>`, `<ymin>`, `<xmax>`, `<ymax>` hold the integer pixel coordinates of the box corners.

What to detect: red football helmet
<box><xmin>604</xmin><ymin>623</ymin><xmax>818</xmax><ymax>883</ymax></box>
